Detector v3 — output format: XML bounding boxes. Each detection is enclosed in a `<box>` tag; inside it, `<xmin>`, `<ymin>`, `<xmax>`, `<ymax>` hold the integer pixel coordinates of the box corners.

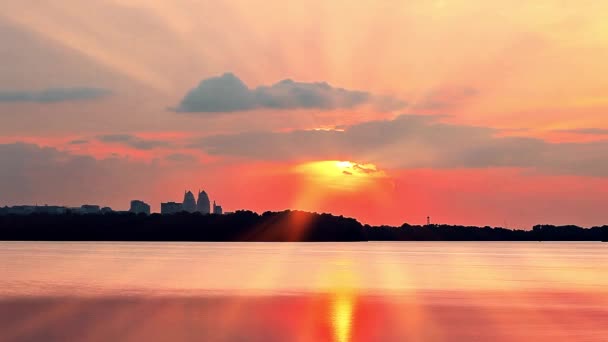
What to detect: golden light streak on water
<box><xmin>322</xmin><ymin>259</ymin><xmax>358</xmax><ymax>342</ymax></box>
<box><xmin>331</xmin><ymin>290</ymin><xmax>354</xmax><ymax>342</ymax></box>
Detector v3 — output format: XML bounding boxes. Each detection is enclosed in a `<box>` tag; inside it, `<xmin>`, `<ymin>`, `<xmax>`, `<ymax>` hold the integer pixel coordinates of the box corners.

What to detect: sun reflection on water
<box><xmin>331</xmin><ymin>290</ymin><xmax>354</xmax><ymax>342</ymax></box>
<box><xmin>324</xmin><ymin>261</ymin><xmax>357</xmax><ymax>342</ymax></box>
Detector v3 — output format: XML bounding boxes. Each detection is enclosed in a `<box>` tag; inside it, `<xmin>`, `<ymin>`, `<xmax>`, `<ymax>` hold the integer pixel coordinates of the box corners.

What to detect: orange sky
<box><xmin>1</xmin><ymin>0</ymin><xmax>608</xmax><ymax>227</ymax></box>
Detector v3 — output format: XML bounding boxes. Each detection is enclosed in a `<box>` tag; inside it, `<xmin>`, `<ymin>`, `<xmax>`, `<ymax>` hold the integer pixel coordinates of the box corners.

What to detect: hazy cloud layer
<box><xmin>413</xmin><ymin>87</ymin><xmax>478</xmax><ymax>111</ymax></box>
<box><xmin>175</xmin><ymin>73</ymin><xmax>406</xmax><ymax>113</ymax></box>
<box><xmin>165</xmin><ymin>153</ymin><xmax>197</xmax><ymax>162</ymax></box>
<box><xmin>0</xmin><ymin>87</ymin><xmax>110</xmax><ymax>103</ymax></box>
<box><xmin>0</xmin><ymin>143</ymin><xmax>159</xmax><ymax>205</ymax></box>
<box><xmin>194</xmin><ymin>115</ymin><xmax>608</xmax><ymax>177</ymax></box>
<box><xmin>556</xmin><ymin>128</ymin><xmax>608</xmax><ymax>135</ymax></box>
<box><xmin>97</xmin><ymin>134</ymin><xmax>170</xmax><ymax>150</ymax></box>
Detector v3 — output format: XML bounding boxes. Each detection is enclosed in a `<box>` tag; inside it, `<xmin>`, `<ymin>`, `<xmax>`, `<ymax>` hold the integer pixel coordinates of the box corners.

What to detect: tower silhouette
<box><xmin>197</xmin><ymin>190</ymin><xmax>210</xmax><ymax>214</ymax></box>
<box><xmin>182</xmin><ymin>190</ymin><xmax>197</xmax><ymax>213</ymax></box>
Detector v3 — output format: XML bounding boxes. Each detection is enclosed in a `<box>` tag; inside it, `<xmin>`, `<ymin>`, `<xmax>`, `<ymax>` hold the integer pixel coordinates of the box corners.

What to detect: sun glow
<box><xmin>294</xmin><ymin>160</ymin><xmax>387</xmax><ymax>192</ymax></box>
<box><xmin>336</xmin><ymin>161</ymin><xmax>354</xmax><ymax>169</ymax></box>
<box><xmin>291</xmin><ymin>160</ymin><xmax>394</xmax><ymax>214</ymax></box>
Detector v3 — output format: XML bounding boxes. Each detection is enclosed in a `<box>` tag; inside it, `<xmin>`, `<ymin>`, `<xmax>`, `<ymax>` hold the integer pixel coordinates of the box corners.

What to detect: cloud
<box><xmin>555</xmin><ymin>128</ymin><xmax>608</xmax><ymax>135</ymax></box>
<box><xmin>68</xmin><ymin>139</ymin><xmax>89</xmax><ymax>145</ymax></box>
<box><xmin>193</xmin><ymin>115</ymin><xmax>608</xmax><ymax>177</ymax></box>
<box><xmin>352</xmin><ymin>164</ymin><xmax>379</xmax><ymax>174</ymax></box>
<box><xmin>175</xmin><ymin>73</ymin><xmax>406</xmax><ymax>113</ymax></box>
<box><xmin>413</xmin><ymin>87</ymin><xmax>478</xmax><ymax>111</ymax></box>
<box><xmin>0</xmin><ymin>143</ymin><xmax>161</xmax><ymax>205</ymax></box>
<box><xmin>165</xmin><ymin>153</ymin><xmax>197</xmax><ymax>162</ymax></box>
<box><xmin>97</xmin><ymin>134</ymin><xmax>170</xmax><ymax>150</ymax></box>
<box><xmin>0</xmin><ymin>87</ymin><xmax>110</xmax><ymax>103</ymax></box>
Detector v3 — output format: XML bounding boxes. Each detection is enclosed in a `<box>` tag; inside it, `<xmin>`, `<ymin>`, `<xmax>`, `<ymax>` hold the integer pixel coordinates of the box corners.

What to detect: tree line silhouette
<box><xmin>0</xmin><ymin>210</ymin><xmax>606</xmax><ymax>242</ymax></box>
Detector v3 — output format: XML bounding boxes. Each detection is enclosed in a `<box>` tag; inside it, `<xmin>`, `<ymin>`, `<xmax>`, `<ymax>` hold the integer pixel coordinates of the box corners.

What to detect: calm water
<box><xmin>1</xmin><ymin>242</ymin><xmax>607</xmax><ymax>341</ymax></box>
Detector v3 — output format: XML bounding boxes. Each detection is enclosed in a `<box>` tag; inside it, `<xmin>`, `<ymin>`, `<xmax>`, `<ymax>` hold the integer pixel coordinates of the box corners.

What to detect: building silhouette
<box><xmin>101</xmin><ymin>207</ymin><xmax>113</xmax><ymax>214</ymax></box>
<box><xmin>0</xmin><ymin>205</ymin><xmax>120</xmax><ymax>215</ymax></box>
<box><xmin>37</xmin><ymin>205</ymin><xmax>68</xmax><ymax>214</ymax></box>
<box><xmin>197</xmin><ymin>190</ymin><xmax>211</xmax><ymax>214</ymax></box>
<box><xmin>213</xmin><ymin>201</ymin><xmax>223</xmax><ymax>215</ymax></box>
<box><xmin>182</xmin><ymin>191</ymin><xmax>197</xmax><ymax>213</ymax></box>
<box><xmin>5</xmin><ymin>206</ymin><xmax>37</xmax><ymax>215</ymax></box>
<box><xmin>80</xmin><ymin>205</ymin><xmax>101</xmax><ymax>214</ymax></box>
<box><xmin>0</xmin><ymin>205</ymin><xmax>68</xmax><ymax>215</ymax></box>
<box><xmin>129</xmin><ymin>200</ymin><xmax>150</xmax><ymax>215</ymax></box>
<box><xmin>158</xmin><ymin>189</ymin><xmax>223</xmax><ymax>215</ymax></box>
<box><xmin>161</xmin><ymin>202</ymin><xmax>183</xmax><ymax>215</ymax></box>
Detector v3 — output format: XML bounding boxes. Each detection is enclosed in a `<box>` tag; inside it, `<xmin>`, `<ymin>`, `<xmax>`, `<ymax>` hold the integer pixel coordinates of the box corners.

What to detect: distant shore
<box><xmin>1</xmin><ymin>210</ymin><xmax>607</xmax><ymax>242</ymax></box>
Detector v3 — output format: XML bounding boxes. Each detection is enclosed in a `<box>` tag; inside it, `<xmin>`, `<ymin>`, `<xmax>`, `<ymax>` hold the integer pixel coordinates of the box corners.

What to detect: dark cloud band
<box><xmin>0</xmin><ymin>87</ymin><xmax>110</xmax><ymax>103</ymax></box>
<box><xmin>175</xmin><ymin>73</ymin><xmax>406</xmax><ymax>113</ymax></box>
<box><xmin>97</xmin><ymin>134</ymin><xmax>170</xmax><ymax>150</ymax></box>
<box><xmin>193</xmin><ymin>115</ymin><xmax>608</xmax><ymax>177</ymax></box>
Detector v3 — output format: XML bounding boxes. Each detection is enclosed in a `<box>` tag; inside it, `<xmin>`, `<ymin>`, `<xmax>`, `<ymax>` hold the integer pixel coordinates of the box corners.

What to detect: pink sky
<box><xmin>1</xmin><ymin>0</ymin><xmax>608</xmax><ymax>227</ymax></box>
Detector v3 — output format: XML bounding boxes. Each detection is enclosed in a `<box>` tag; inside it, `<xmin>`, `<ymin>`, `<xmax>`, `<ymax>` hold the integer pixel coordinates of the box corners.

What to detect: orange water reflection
<box><xmin>2</xmin><ymin>242</ymin><xmax>608</xmax><ymax>341</ymax></box>
<box><xmin>3</xmin><ymin>291</ymin><xmax>608</xmax><ymax>341</ymax></box>
<box><xmin>320</xmin><ymin>257</ymin><xmax>358</xmax><ymax>342</ymax></box>
<box><xmin>331</xmin><ymin>291</ymin><xmax>353</xmax><ymax>342</ymax></box>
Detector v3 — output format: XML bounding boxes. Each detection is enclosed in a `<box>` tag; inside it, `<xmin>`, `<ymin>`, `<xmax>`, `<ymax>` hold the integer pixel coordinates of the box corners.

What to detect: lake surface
<box><xmin>1</xmin><ymin>242</ymin><xmax>607</xmax><ymax>341</ymax></box>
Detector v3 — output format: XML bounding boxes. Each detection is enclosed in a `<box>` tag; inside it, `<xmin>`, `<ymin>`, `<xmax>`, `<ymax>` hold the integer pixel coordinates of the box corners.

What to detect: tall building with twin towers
<box><xmin>181</xmin><ymin>190</ymin><xmax>210</xmax><ymax>214</ymax></box>
<box><xmin>196</xmin><ymin>190</ymin><xmax>210</xmax><ymax>214</ymax></box>
<box><xmin>160</xmin><ymin>189</ymin><xmax>219</xmax><ymax>215</ymax></box>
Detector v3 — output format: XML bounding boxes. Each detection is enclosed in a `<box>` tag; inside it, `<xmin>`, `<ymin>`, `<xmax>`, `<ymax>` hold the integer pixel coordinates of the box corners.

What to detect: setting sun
<box><xmin>293</xmin><ymin>161</ymin><xmax>388</xmax><ymax>193</ymax></box>
<box><xmin>290</xmin><ymin>160</ymin><xmax>394</xmax><ymax>217</ymax></box>
<box><xmin>336</xmin><ymin>161</ymin><xmax>354</xmax><ymax>169</ymax></box>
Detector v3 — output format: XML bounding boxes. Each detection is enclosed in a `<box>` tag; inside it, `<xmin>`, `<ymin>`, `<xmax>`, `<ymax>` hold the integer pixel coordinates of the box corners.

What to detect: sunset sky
<box><xmin>1</xmin><ymin>0</ymin><xmax>608</xmax><ymax>227</ymax></box>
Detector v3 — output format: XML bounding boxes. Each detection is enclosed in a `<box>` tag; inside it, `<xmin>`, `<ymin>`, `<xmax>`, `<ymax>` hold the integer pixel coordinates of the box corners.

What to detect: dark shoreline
<box><xmin>1</xmin><ymin>210</ymin><xmax>607</xmax><ymax>242</ymax></box>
